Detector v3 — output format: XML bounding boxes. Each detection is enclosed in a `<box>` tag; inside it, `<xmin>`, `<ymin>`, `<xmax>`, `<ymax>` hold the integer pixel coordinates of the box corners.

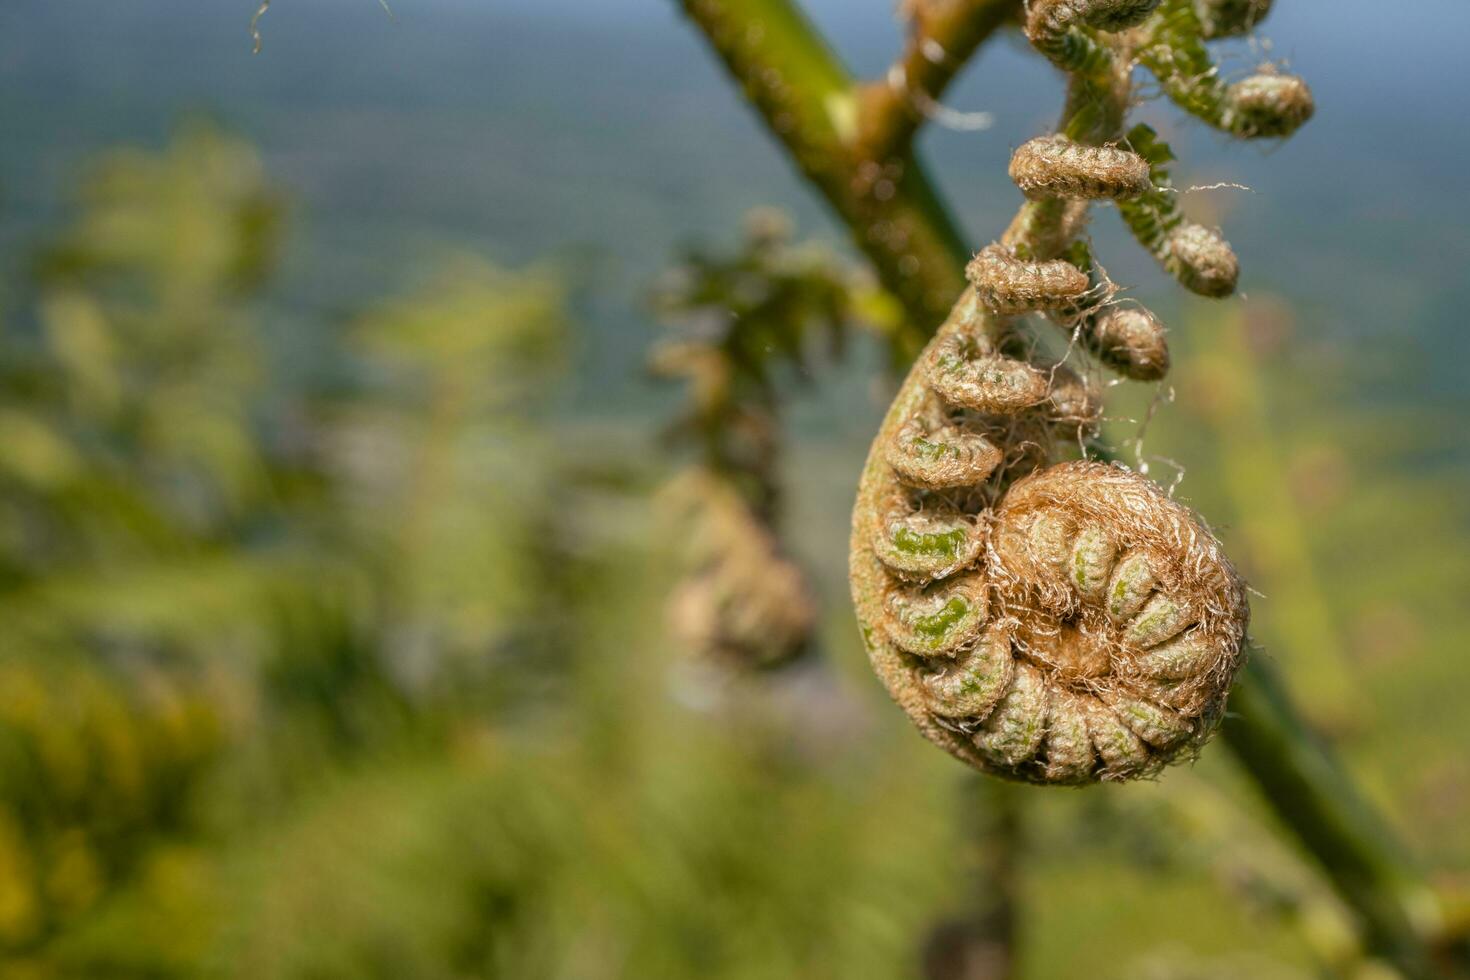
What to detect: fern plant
<box><xmin>671</xmin><ymin>0</ymin><xmax>1465</xmax><ymax>975</ymax></box>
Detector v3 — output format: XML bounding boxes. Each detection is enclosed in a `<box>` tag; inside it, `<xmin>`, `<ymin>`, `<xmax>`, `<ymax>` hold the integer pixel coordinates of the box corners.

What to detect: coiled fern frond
<box><xmin>850</xmin><ymin>0</ymin><xmax>1311</xmax><ymax>783</ymax></box>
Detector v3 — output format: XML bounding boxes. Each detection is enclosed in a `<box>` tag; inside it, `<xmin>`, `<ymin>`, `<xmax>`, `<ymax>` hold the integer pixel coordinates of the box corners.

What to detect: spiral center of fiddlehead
<box><xmin>1023</xmin><ymin>619</ymin><xmax>1114</xmax><ymax>682</ymax></box>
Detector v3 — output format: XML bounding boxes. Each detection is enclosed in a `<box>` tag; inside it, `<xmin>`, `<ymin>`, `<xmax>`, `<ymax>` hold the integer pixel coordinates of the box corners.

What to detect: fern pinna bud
<box><xmin>1223</xmin><ymin>73</ymin><xmax>1315</xmax><ymax>139</ymax></box>
<box><xmin>967</xmin><ymin>243</ymin><xmax>1090</xmax><ymax>316</ymax></box>
<box><xmin>1193</xmin><ymin>0</ymin><xmax>1272</xmax><ymax>39</ymax></box>
<box><xmin>1087</xmin><ymin>306</ymin><xmax>1171</xmax><ymax>381</ymax></box>
<box><xmin>853</xmin><ymin>460</ymin><xmax>1249</xmax><ymax>784</ymax></box>
<box><xmin>871</xmin><ymin>493</ymin><xmax>985</xmax><ymax>583</ymax></box>
<box><xmin>923</xmin><ymin>329</ymin><xmax>1052</xmax><ymax>414</ymax></box>
<box><xmin>919</xmin><ymin>623</ymin><xmax>1015</xmax><ymax>719</ymax></box>
<box><xmin>1167</xmin><ymin>222</ymin><xmax>1240</xmax><ymax>298</ymax></box>
<box><xmin>885</xmin><ymin>411</ymin><xmax>1004</xmax><ymax>490</ymax></box>
<box><xmin>1024</xmin><ymin>0</ymin><xmax>1161</xmax><ymax>71</ymax></box>
<box><xmin>1043</xmin><ymin>364</ymin><xmax>1103</xmax><ymax>438</ymax></box>
<box><xmin>1027</xmin><ymin>0</ymin><xmax>1163</xmax><ymax>42</ymax></box>
<box><xmin>881</xmin><ymin>570</ymin><xmax>991</xmax><ymax>657</ymax></box>
<box><xmin>1009</xmin><ymin>136</ymin><xmax>1152</xmax><ymax>201</ymax></box>
<box><xmin>923</xmin><ymin>331</ymin><xmax>1051</xmax><ymax>415</ymax></box>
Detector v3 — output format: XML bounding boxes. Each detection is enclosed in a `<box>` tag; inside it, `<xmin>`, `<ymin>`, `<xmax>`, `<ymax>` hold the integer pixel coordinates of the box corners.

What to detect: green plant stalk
<box><xmin>933</xmin><ymin>773</ymin><xmax>1022</xmax><ymax>980</ymax></box>
<box><xmin>1222</xmin><ymin>659</ymin><xmax>1445</xmax><ymax>976</ymax></box>
<box><xmin>672</xmin><ymin>0</ymin><xmax>1453</xmax><ymax>972</ymax></box>
<box><xmin>675</xmin><ymin>0</ymin><xmax>970</xmax><ymax>360</ymax></box>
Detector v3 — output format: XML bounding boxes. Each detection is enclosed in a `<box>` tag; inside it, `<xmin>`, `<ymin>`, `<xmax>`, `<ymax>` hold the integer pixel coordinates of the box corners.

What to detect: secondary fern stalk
<box><xmin>857</xmin><ymin>0</ymin><xmax>1018</xmax><ymax>160</ymax></box>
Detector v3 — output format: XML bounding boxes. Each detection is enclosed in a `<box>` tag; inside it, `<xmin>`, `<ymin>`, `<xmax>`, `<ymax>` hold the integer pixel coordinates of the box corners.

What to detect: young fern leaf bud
<box><xmin>871</xmin><ymin>493</ymin><xmax>985</xmax><ymax>583</ymax></box>
<box><xmin>967</xmin><ymin>243</ymin><xmax>1091</xmax><ymax>315</ymax></box>
<box><xmin>844</xmin><ymin>0</ymin><xmax>1276</xmax><ymax>787</ymax></box>
<box><xmin>1087</xmin><ymin>306</ymin><xmax>1171</xmax><ymax>381</ymax></box>
<box><xmin>1009</xmin><ymin>136</ymin><xmax>1153</xmax><ymax>201</ymax></box>
<box><xmin>885</xmin><ymin>410</ymin><xmax>1004</xmax><ymax>490</ymax></box>
<box><xmin>1222</xmin><ymin>73</ymin><xmax>1315</xmax><ymax>139</ymax></box>
<box><xmin>666</xmin><ymin>470</ymin><xmax>817</xmax><ymax>670</ymax></box>
<box><xmin>923</xmin><ymin>331</ymin><xmax>1052</xmax><ymax>415</ymax></box>
<box><xmin>668</xmin><ymin>559</ymin><xmax>816</xmax><ymax>670</ymax></box>
<box><xmin>1025</xmin><ymin>0</ymin><xmax>1161</xmax><ymax>71</ymax></box>
<box><xmin>853</xmin><ymin>455</ymin><xmax>1250</xmax><ymax>785</ymax></box>
<box><xmin>1193</xmin><ymin>0</ymin><xmax>1272</xmax><ymax>38</ymax></box>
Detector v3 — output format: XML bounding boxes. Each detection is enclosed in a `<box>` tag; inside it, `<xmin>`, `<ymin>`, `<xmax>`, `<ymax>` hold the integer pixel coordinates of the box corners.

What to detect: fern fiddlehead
<box><xmin>653</xmin><ymin>212</ymin><xmax>855</xmax><ymax>669</ymax></box>
<box><xmin>666</xmin><ymin>469</ymin><xmax>818</xmax><ymax>669</ymax></box>
<box><xmin>851</xmin><ymin>0</ymin><xmax>1310</xmax><ymax>783</ymax></box>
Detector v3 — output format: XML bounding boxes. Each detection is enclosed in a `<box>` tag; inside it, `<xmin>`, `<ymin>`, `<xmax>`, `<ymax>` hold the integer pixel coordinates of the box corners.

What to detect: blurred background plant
<box><xmin>0</xmin><ymin>0</ymin><xmax>1465</xmax><ymax>977</ymax></box>
<box><xmin>648</xmin><ymin>209</ymin><xmax>890</xmax><ymax>672</ymax></box>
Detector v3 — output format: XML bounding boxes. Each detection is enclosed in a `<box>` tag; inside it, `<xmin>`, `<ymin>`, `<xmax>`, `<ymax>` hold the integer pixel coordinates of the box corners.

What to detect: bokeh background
<box><xmin>0</xmin><ymin>1</ymin><xmax>1466</xmax><ymax>976</ymax></box>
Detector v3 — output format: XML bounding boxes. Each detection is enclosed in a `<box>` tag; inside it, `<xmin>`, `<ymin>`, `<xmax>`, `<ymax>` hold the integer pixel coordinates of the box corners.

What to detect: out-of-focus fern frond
<box><xmin>649</xmin><ymin>209</ymin><xmax>866</xmax><ymax>517</ymax></box>
<box><xmin>647</xmin><ymin>211</ymin><xmax>861</xmax><ymax>670</ymax></box>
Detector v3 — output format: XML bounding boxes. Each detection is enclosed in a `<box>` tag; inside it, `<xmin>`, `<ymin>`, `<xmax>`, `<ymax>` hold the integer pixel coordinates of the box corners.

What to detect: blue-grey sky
<box><xmin>1</xmin><ymin>0</ymin><xmax>1465</xmax><ymax>409</ymax></box>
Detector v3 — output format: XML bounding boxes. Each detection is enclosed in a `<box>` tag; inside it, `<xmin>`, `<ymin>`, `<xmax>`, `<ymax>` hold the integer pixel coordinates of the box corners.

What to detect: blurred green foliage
<box><xmin>0</xmin><ymin>124</ymin><xmax>1465</xmax><ymax>979</ymax></box>
<box><xmin>0</xmin><ymin>122</ymin><xmax>601</xmax><ymax>975</ymax></box>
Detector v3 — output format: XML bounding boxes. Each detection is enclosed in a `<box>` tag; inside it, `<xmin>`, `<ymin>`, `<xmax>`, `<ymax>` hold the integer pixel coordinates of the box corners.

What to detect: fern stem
<box><xmin>675</xmin><ymin>0</ymin><xmax>970</xmax><ymax>360</ymax></box>
<box><xmin>1222</xmin><ymin>659</ymin><xmax>1445</xmax><ymax>977</ymax></box>
<box><xmin>856</xmin><ymin>0</ymin><xmax>1020</xmax><ymax>161</ymax></box>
